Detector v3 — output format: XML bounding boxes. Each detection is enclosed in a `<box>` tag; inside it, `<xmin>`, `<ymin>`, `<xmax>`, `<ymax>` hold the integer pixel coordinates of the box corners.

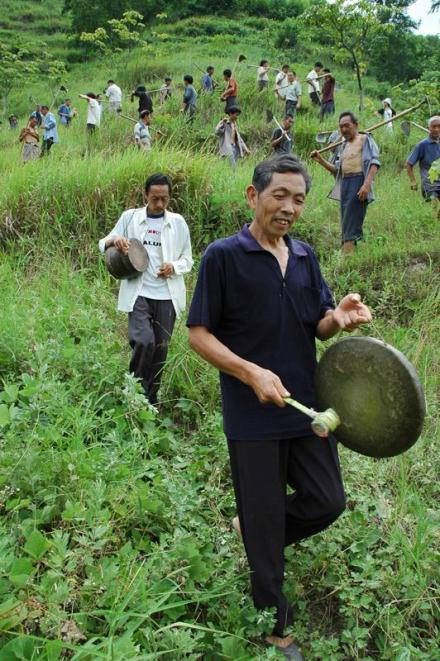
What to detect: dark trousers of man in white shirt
<box><xmin>128</xmin><ymin>296</ymin><xmax>176</xmax><ymax>404</ymax></box>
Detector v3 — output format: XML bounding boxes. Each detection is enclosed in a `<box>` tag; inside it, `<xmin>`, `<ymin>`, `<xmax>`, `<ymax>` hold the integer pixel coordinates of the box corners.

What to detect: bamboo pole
<box><xmin>314</xmin><ymin>98</ymin><xmax>428</xmax><ymax>155</ymax></box>
<box><xmin>410</xmin><ymin>120</ymin><xmax>429</xmax><ymax>133</ymax></box>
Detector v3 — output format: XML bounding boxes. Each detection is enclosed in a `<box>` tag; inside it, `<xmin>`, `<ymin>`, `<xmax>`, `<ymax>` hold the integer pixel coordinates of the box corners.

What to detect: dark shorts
<box><xmin>225</xmin><ymin>96</ymin><xmax>237</xmax><ymax>111</ymax></box>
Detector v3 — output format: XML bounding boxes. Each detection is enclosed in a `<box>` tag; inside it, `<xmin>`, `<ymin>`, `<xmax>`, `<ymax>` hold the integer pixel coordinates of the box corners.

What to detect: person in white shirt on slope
<box><xmin>105</xmin><ymin>79</ymin><xmax>122</xmax><ymax>113</ymax></box>
<box><xmin>99</xmin><ymin>173</ymin><xmax>193</xmax><ymax>405</ymax></box>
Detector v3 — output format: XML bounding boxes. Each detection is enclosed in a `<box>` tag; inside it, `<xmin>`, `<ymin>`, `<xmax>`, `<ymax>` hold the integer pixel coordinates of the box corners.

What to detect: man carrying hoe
<box><xmin>100</xmin><ymin>174</ymin><xmax>193</xmax><ymax>405</ymax></box>
<box><xmin>311</xmin><ymin>111</ymin><xmax>380</xmax><ymax>253</ymax></box>
<box><xmin>187</xmin><ymin>154</ymin><xmax>372</xmax><ymax>658</ymax></box>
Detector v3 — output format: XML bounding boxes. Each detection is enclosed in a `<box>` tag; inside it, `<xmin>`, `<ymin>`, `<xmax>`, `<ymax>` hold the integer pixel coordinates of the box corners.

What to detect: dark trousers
<box><xmin>340</xmin><ymin>174</ymin><xmax>368</xmax><ymax>242</ymax></box>
<box><xmin>309</xmin><ymin>91</ymin><xmax>321</xmax><ymax>106</ymax></box>
<box><xmin>41</xmin><ymin>138</ymin><xmax>54</xmax><ymax>156</ymax></box>
<box><xmin>227</xmin><ymin>434</ymin><xmax>345</xmax><ymax>636</ymax></box>
<box><xmin>320</xmin><ymin>100</ymin><xmax>335</xmax><ymax>120</ymax></box>
<box><xmin>285</xmin><ymin>100</ymin><xmax>297</xmax><ymax>117</ymax></box>
<box><xmin>128</xmin><ymin>296</ymin><xmax>176</xmax><ymax>404</ymax></box>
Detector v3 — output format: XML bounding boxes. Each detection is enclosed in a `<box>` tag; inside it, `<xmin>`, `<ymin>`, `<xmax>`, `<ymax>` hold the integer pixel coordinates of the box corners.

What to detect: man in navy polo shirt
<box><xmin>406</xmin><ymin>115</ymin><xmax>440</xmax><ymax>217</ymax></box>
<box><xmin>187</xmin><ymin>155</ymin><xmax>372</xmax><ymax>659</ymax></box>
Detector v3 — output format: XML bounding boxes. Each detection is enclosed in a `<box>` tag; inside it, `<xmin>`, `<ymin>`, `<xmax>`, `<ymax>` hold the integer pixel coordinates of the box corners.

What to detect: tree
<box><xmin>302</xmin><ymin>0</ymin><xmax>391</xmax><ymax>110</ymax></box>
<box><xmin>79</xmin><ymin>11</ymin><xmax>147</xmax><ymax>59</ymax></box>
<box><xmin>0</xmin><ymin>44</ymin><xmax>40</xmax><ymax>117</ymax></box>
<box><xmin>64</xmin><ymin>0</ymin><xmax>128</xmax><ymax>35</ymax></box>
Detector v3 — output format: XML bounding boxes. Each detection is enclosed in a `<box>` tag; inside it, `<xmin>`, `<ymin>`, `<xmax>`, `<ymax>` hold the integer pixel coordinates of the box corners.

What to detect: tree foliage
<box><xmin>80</xmin><ymin>10</ymin><xmax>147</xmax><ymax>59</ymax></box>
<box><xmin>302</xmin><ymin>0</ymin><xmax>392</xmax><ymax>110</ymax></box>
<box><xmin>0</xmin><ymin>43</ymin><xmax>68</xmax><ymax>116</ymax></box>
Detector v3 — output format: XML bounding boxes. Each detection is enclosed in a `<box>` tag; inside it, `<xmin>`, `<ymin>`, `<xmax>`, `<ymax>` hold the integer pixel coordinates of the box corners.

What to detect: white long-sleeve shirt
<box><xmin>106</xmin><ymin>83</ymin><xmax>122</xmax><ymax>107</ymax></box>
<box><xmin>99</xmin><ymin>207</ymin><xmax>193</xmax><ymax>316</ymax></box>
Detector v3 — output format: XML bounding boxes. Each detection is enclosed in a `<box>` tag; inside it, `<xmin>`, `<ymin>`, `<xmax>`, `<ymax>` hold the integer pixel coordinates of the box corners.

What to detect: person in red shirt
<box><xmin>220</xmin><ymin>69</ymin><xmax>238</xmax><ymax>112</ymax></box>
<box><xmin>319</xmin><ymin>69</ymin><xmax>336</xmax><ymax>121</ymax></box>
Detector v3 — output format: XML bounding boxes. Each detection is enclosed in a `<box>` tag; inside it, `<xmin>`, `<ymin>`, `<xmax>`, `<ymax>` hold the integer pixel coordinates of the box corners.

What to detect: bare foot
<box><xmin>265</xmin><ymin>635</ymin><xmax>295</xmax><ymax>649</ymax></box>
<box><xmin>232</xmin><ymin>516</ymin><xmax>242</xmax><ymax>538</ymax></box>
<box><xmin>342</xmin><ymin>240</ymin><xmax>355</xmax><ymax>254</ymax></box>
<box><xmin>266</xmin><ymin>635</ymin><xmax>304</xmax><ymax>659</ymax></box>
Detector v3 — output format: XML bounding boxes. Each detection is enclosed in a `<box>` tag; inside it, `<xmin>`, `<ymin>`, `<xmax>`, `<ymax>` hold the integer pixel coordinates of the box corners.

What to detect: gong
<box><xmin>105</xmin><ymin>238</ymin><xmax>149</xmax><ymax>280</ymax></box>
<box><xmin>315</xmin><ymin>337</ymin><xmax>426</xmax><ymax>458</ymax></box>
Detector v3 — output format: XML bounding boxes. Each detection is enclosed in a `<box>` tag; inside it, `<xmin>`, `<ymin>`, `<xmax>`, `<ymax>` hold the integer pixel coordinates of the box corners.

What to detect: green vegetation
<box><xmin>0</xmin><ymin>7</ymin><xmax>439</xmax><ymax>661</ymax></box>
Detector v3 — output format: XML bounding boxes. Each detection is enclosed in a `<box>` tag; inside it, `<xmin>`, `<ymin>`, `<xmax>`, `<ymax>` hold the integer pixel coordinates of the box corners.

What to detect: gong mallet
<box><xmin>313</xmin><ymin>97</ymin><xmax>428</xmax><ymax>156</ymax></box>
<box><xmin>284</xmin><ymin>397</ymin><xmax>340</xmax><ymax>438</ymax></box>
<box><xmin>266</xmin><ymin>110</ymin><xmax>292</xmax><ymax>142</ymax></box>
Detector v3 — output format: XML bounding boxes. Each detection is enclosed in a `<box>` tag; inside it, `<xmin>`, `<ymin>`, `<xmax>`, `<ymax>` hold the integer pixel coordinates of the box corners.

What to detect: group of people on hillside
<box><xmin>16</xmin><ymin>79</ymin><xmax>122</xmax><ymax>160</ymax></box>
<box><xmin>11</xmin><ymin>59</ymin><xmax>439</xmax><ymax>232</ymax></box>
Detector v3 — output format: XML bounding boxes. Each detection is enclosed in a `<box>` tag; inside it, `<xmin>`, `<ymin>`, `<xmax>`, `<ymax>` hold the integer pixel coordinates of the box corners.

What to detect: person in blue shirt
<box><xmin>406</xmin><ymin>116</ymin><xmax>440</xmax><ymax>214</ymax></box>
<box><xmin>187</xmin><ymin>154</ymin><xmax>372</xmax><ymax>659</ymax></box>
<box><xmin>40</xmin><ymin>105</ymin><xmax>59</xmax><ymax>156</ymax></box>
<box><xmin>58</xmin><ymin>98</ymin><xmax>73</xmax><ymax>127</ymax></box>
<box><xmin>30</xmin><ymin>105</ymin><xmax>43</xmax><ymax>127</ymax></box>
<box><xmin>201</xmin><ymin>66</ymin><xmax>215</xmax><ymax>93</ymax></box>
<box><xmin>181</xmin><ymin>75</ymin><xmax>197</xmax><ymax>122</ymax></box>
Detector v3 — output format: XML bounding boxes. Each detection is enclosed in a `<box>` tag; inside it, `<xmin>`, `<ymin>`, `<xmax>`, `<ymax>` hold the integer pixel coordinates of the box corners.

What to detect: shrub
<box><xmin>275</xmin><ymin>18</ymin><xmax>300</xmax><ymax>50</ymax></box>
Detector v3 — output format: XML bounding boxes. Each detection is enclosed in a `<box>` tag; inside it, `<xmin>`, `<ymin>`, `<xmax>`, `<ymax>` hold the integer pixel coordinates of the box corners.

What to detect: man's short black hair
<box><xmin>144</xmin><ymin>173</ymin><xmax>173</xmax><ymax>195</ymax></box>
<box><xmin>183</xmin><ymin>74</ymin><xmax>193</xmax><ymax>84</ymax></box>
<box><xmin>223</xmin><ymin>68</ymin><xmax>232</xmax><ymax>77</ymax></box>
<box><xmin>207</xmin><ymin>66</ymin><xmax>214</xmax><ymax>72</ymax></box>
<box><xmin>87</xmin><ymin>92</ymin><xmax>97</xmax><ymax>99</ymax></box>
<box><xmin>165</xmin><ymin>76</ymin><xmax>172</xmax><ymax>81</ymax></box>
<box><xmin>260</xmin><ymin>59</ymin><xmax>268</xmax><ymax>66</ymax></box>
<box><xmin>314</xmin><ymin>61</ymin><xmax>323</xmax><ymax>68</ymax></box>
<box><xmin>282</xmin><ymin>64</ymin><xmax>289</xmax><ymax>69</ymax></box>
<box><xmin>139</xmin><ymin>110</ymin><xmax>150</xmax><ymax>119</ymax></box>
<box><xmin>284</xmin><ymin>114</ymin><xmax>294</xmax><ymax>121</ymax></box>
<box><xmin>323</xmin><ymin>68</ymin><xmax>331</xmax><ymax>73</ymax></box>
<box><xmin>339</xmin><ymin>111</ymin><xmax>358</xmax><ymax>125</ymax></box>
<box><xmin>252</xmin><ymin>155</ymin><xmax>311</xmax><ymax>194</ymax></box>
<box><xmin>107</xmin><ymin>79</ymin><xmax>114</xmax><ymax>84</ymax></box>
<box><xmin>40</xmin><ymin>105</ymin><xmax>49</xmax><ymax>110</ymax></box>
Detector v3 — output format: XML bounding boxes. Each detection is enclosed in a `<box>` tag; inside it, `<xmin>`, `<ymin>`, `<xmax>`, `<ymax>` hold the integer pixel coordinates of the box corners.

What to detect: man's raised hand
<box><xmin>333</xmin><ymin>293</ymin><xmax>372</xmax><ymax>332</ymax></box>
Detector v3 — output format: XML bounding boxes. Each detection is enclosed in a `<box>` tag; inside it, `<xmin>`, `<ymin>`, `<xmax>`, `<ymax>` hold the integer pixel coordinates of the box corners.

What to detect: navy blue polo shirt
<box><xmin>187</xmin><ymin>224</ymin><xmax>335</xmax><ymax>440</ymax></box>
<box><xmin>407</xmin><ymin>137</ymin><xmax>440</xmax><ymax>195</ymax></box>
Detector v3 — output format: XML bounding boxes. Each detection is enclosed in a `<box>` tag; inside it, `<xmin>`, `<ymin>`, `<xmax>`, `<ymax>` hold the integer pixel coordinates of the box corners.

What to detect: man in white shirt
<box><xmin>105</xmin><ymin>79</ymin><xmax>122</xmax><ymax>113</ymax></box>
<box><xmin>257</xmin><ymin>60</ymin><xmax>270</xmax><ymax>91</ymax></box>
<box><xmin>134</xmin><ymin>110</ymin><xmax>152</xmax><ymax>151</ymax></box>
<box><xmin>278</xmin><ymin>71</ymin><xmax>302</xmax><ymax>117</ymax></box>
<box><xmin>99</xmin><ymin>174</ymin><xmax>193</xmax><ymax>404</ymax></box>
<box><xmin>79</xmin><ymin>93</ymin><xmax>101</xmax><ymax>133</ymax></box>
<box><xmin>275</xmin><ymin>64</ymin><xmax>289</xmax><ymax>99</ymax></box>
<box><xmin>306</xmin><ymin>61</ymin><xmax>323</xmax><ymax>106</ymax></box>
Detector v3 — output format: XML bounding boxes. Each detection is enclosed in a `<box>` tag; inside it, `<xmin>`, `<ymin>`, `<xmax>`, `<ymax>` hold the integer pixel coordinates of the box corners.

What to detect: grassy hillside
<box><xmin>0</xmin><ymin>0</ymin><xmax>70</xmax><ymax>60</ymax></box>
<box><xmin>0</xmin><ymin>12</ymin><xmax>439</xmax><ymax>661</ymax></box>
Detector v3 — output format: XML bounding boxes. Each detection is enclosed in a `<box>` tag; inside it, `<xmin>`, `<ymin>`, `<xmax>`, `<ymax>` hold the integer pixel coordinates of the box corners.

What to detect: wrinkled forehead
<box><xmin>339</xmin><ymin>117</ymin><xmax>356</xmax><ymax>128</ymax></box>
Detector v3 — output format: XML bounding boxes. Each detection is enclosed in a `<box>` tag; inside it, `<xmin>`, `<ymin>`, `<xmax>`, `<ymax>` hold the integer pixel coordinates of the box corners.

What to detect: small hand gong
<box><xmin>315</xmin><ymin>337</ymin><xmax>426</xmax><ymax>458</ymax></box>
